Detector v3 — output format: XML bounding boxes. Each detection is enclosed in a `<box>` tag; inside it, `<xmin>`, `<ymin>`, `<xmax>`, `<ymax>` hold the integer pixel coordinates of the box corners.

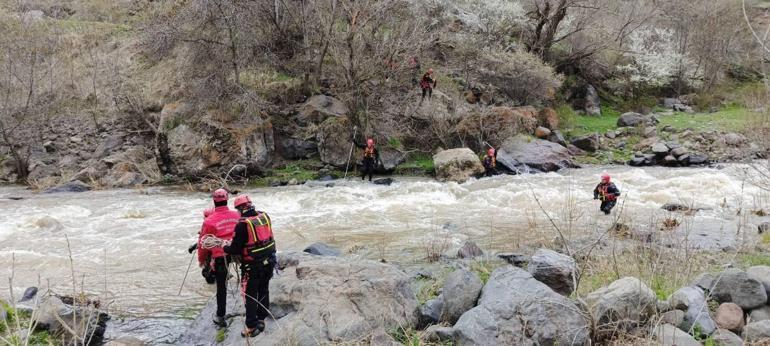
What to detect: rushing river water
<box><xmin>1</xmin><ymin>165</ymin><xmax>769</xmax><ymax>342</ymax></box>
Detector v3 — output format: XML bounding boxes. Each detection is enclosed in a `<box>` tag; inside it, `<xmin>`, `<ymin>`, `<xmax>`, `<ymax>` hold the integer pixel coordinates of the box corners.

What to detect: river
<box><xmin>1</xmin><ymin>164</ymin><xmax>768</xmax><ymax>343</ymax></box>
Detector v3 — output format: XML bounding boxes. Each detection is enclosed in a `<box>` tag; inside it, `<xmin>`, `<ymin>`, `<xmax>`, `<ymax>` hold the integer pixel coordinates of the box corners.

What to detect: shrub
<box><xmin>476</xmin><ymin>49</ymin><xmax>564</xmax><ymax>106</ymax></box>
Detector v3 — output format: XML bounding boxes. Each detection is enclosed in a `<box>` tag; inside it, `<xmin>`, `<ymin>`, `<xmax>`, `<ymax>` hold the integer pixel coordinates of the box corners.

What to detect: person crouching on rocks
<box><xmin>224</xmin><ymin>195</ymin><xmax>277</xmax><ymax>338</ymax></box>
<box><xmin>593</xmin><ymin>173</ymin><xmax>621</xmax><ymax>215</ymax></box>
<box><xmin>198</xmin><ymin>189</ymin><xmax>241</xmax><ymax>329</ymax></box>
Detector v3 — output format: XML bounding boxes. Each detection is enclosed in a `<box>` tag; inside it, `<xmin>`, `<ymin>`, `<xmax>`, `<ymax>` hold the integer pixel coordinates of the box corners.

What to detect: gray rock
<box><xmin>630</xmin><ymin>156</ymin><xmax>647</xmax><ymax>166</ymax></box>
<box><xmin>689</xmin><ymin>154</ymin><xmax>709</xmax><ymax>165</ymax></box>
<box><xmin>710</xmin><ymin>269</ymin><xmax>768</xmax><ymax>310</ymax></box>
<box><xmin>298</xmin><ymin>95</ymin><xmax>349</xmax><ymax>125</ymax></box>
<box><xmin>585</xmin><ymin>84</ymin><xmax>602</xmax><ymax>116</ymax></box>
<box><xmin>643</xmin><ymin>126</ymin><xmax>657</xmax><ymax>137</ymax></box>
<box><xmin>663</xmin><ymin>155</ymin><xmax>678</xmax><ymax>166</ymax></box>
<box><xmin>668</xmin><ymin>286</ymin><xmax>716</xmax><ymax>335</ymax></box>
<box><xmin>674</xmin><ymin>104</ymin><xmax>694</xmax><ymax>113</ymax></box>
<box><xmin>750</xmin><ymin>306</ymin><xmax>770</xmax><ymax>322</ymax></box>
<box><xmin>654</xmin><ymin>324</ymin><xmax>701</xmax><ymax>346</ymax></box>
<box><xmin>370</xmin><ymin>327</ymin><xmax>401</xmax><ymax>346</ymax></box>
<box><xmin>724</xmin><ymin>133</ymin><xmax>746</xmax><ymax>146</ymax></box>
<box><xmin>748</xmin><ymin>265</ymin><xmax>770</xmax><ymax>297</ymax></box>
<box><xmin>527</xmin><ymin>248</ymin><xmax>576</xmax><ymax>296</ymax></box>
<box><xmin>458</xmin><ymin>241</ymin><xmax>483</xmax><ymax>258</ymax></box>
<box><xmin>104</xmin><ymin>337</ymin><xmax>147</xmax><ymax>346</ymax></box>
<box><xmin>585</xmin><ymin>277</ymin><xmax>657</xmax><ymax>338</ymax></box>
<box><xmin>440</xmin><ymin>269</ymin><xmax>482</xmax><ymax>324</ymax></box>
<box><xmin>547</xmin><ymin>130</ymin><xmax>567</xmax><ymax>147</ymax></box>
<box><xmin>93</xmin><ymin>134</ymin><xmax>124</xmax><ymax>159</ymax></box>
<box><xmin>377</xmin><ymin>147</ymin><xmax>407</xmax><ymax>173</ymax></box>
<box><xmin>432</xmin><ymin>148</ymin><xmax>484</xmax><ymax>183</ymax></box>
<box><xmin>303</xmin><ymin>242</ymin><xmax>341</xmax><ymax>256</ymax></box>
<box><xmin>424</xmin><ymin>325</ymin><xmax>454</xmax><ymax>343</ymax></box>
<box><xmin>19</xmin><ymin>286</ymin><xmax>38</xmax><ymax>302</ymax></box>
<box><xmin>662</xmin><ymin>203</ymin><xmax>690</xmax><ymax>212</ymax></box>
<box><xmin>316</xmin><ymin>117</ymin><xmax>350</xmax><ymax>168</ymax></box>
<box><xmin>711</xmin><ymin>328</ymin><xmax>743</xmax><ymax>346</ymax></box>
<box><xmin>43</xmin><ymin>180</ymin><xmax>91</xmax><ymax>193</ymax></box>
<box><xmin>678</xmin><ymin>154</ymin><xmax>691</xmax><ymax>165</ymax></box>
<box><xmin>43</xmin><ymin>141</ymin><xmax>56</xmax><ymax>153</ymax></box>
<box><xmin>660</xmin><ymin>309</ymin><xmax>685</xmax><ymax>328</ymax></box>
<box><xmin>670</xmin><ymin>147</ymin><xmax>688</xmax><ymax>157</ymax></box>
<box><xmin>566</xmin><ymin>144</ymin><xmax>585</xmax><ymax>156</ymax></box>
<box><xmin>373</xmin><ymin>178</ymin><xmax>395</xmax><ymax>186</ymax></box>
<box><xmin>617</xmin><ymin>112</ymin><xmax>646</xmax><ymax>127</ymax></box>
<box><xmin>497</xmin><ymin>134</ymin><xmax>577</xmax><ymax>173</ymax></box>
<box><xmin>605</xmin><ymin>130</ymin><xmax>616</xmax><ymax>139</ymax></box>
<box><xmin>652</xmin><ymin>142</ymin><xmax>670</xmax><ymax>155</ymax></box>
<box><xmin>571</xmin><ymin>134</ymin><xmax>600</xmax><ymax>152</ymax></box>
<box><xmin>663</xmin><ymin>98</ymin><xmax>681</xmax><ymax>108</ymax></box>
<box><xmin>744</xmin><ymin>320</ymin><xmax>770</xmax><ymax>342</ymax></box>
<box><xmin>418</xmin><ymin>298</ymin><xmax>443</xmax><ymax>328</ymax></box>
<box><xmin>535</xmin><ymin>126</ymin><xmax>552</xmax><ymax>139</ymax></box>
<box><xmin>275</xmin><ymin>135</ymin><xmax>317</xmax><ymax>160</ymax></box>
<box><xmin>453</xmin><ymin>266</ymin><xmax>589</xmax><ymax>345</ymax></box>
<box><xmin>759</xmin><ymin>222</ymin><xmax>770</xmax><ymax>234</ymax></box>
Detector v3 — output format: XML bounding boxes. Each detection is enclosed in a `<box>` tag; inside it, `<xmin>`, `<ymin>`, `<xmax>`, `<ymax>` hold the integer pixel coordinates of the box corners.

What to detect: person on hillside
<box><xmin>224</xmin><ymin>195</ymin><xmax>277</xmax><ymax>338</ymax></box>
<box><xmin>354</xmin><ymin>138</ymin><xmax>381</xmax><ymax>182</ymax></box>
<box><xmin>593</xmin><ymin>173</ymin><xmax>621</xmax><ymax>215</ymax></box>
<box><xmin>419</xmin><ymin>68</ymin><xmax>437</xmax><ymax>105</ymax></box>
<box><xmin>198</xmin><ymin>189</ymin><xmax>241</xmax><ymax>329</ymax></box>
<box><xmin>482</xmin><ymin>148</ymin><xmax>497</xmax><ymax>177</ymax></box>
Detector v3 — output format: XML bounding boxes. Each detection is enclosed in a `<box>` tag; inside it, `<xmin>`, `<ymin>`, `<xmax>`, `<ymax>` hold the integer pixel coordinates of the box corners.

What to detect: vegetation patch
<box><xmin>396</xmin><ymin>153</ymin><xmax>435</xmax><ymax>176</ymax></box>
<box><xmin>656</xmin><ymin>105</ymin><xmax>757</xmax><ymax>132</ymax></box>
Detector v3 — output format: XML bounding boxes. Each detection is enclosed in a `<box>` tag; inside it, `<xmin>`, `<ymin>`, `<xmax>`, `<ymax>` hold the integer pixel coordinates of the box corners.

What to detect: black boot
<box><xmin>256</xmin><ymin>320</ymin><xmax>266</xmax><ymax>332</ymax></box>
<box><xmin>213</xmin><ymin>316</ymin><xmax>228</xmax><ymax>329</ymax></box>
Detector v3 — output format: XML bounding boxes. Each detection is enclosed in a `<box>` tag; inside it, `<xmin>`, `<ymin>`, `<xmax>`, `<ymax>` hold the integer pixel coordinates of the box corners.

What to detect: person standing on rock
<box><xmin>224</xmin><ymin>195</ymin><xmax>277</xmax><ymax>338</ymax></box>
<box><xmin>354</xmin><ymin>138</ymin><xmax>380</xmax><ymax>182</ymax></box>
<box><xmin>198</xmin><ymin>189</ymin><xmax>241</xmax><ymax>328</ymax></box>
<box><xmin>593</xmin><ymin>173</ymin><xmax>620</xmax><ymax>215</ymax></box>
<box><xmin>419</xmin><ymin>68</ymin><xmax>437</xmax><ymax>105</ymax></box>
<box><xmin>482</xmin><ymin>147</ymin><xmax>497</xmax><ymax>177</ymax></box>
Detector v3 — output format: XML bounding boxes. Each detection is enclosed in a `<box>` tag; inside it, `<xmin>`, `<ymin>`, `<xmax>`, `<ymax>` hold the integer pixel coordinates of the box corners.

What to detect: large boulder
<box><xmin>617</xmin><ymin>112</ymin><xmax>655</xmax><ymax>127</ymax></box>
<box><xmin>317</xmin><ymin>116</ymin><xmax>351</xmax><ymax>168</ymax></box>
<box><xmin>32</xmin><ymin>294</ymin><xmax>107</xmax><ymax>345</ymax></box>
<box><xmin>585</xmin><ymin>277</ymin><xmax>657</xmax><ymax>338</ymax></box>
<box><xmin>668</xmin><ymin>286</ymin><xmax>717</xmax><ymax>335</ymax></box>
<box><xmin>496</xmin><ymin>134</ymin><xmax>576</xmax><ymax>173</ymax></box>
<box><xmin>527</xmin><ymin>248</ymin><xmax>576</xmax><ymax>296</ymax></box>
<box><xmin>162</xmin><ymin>104</ymin><xmax>274</xmax><ymax>177</ymax></box>
<box><xmin>570</xmin><ymin>134</ymin><xmax>600</xmax><ymax>152</ymax></box>
<box><xmin>708</xmin><ymin>269</ymin><xmax>767</xmax><ymax>310</ymax></box>
<box><xmin>653</xmin><ymin>324</ymin><xmax>700</xmax><ymax>346</ymax></box>
<box><xmin>303</xmin><ymin>242</ymin><xmax>341</xmax><ymax>256</ymax></box>
<box><xmin>275</xmin><ymin>135</ymin><xmax>317</xmax><ymax>160</ymax></box>
<box><xmin>183</xmin><ymin>254</ymin><xmax>418</xmax><ymax>345</ymax></box>
<box><xmin>457</xmin><ymin>241</ymin><xmax>483</xmax><ymax>259</ymax></box>
<box><xmin>418</xmin><ymin>298</ymin><xmax>443</xmax><ymax>328</ymax></box>
<box><xmin>377</xmin><ymin>147</ymin><xmax>407</xmax><ymax>173</ymax></box>
<box><xmin>453</xmin><ymin>266</ymin><xmax>589</xmax><ymax>345</ymax></box>
<box><xmin>440</xmin><ymin>269</ymin><xmax>483</xmax><ymax>324</ymax></box>
<box><xmin>752</xmin><ymin>306</ymin><xmax>770</xmax><ymax>322</ymax></box>
<box><xmin>584</xmin><ymin>85</ymin><xmax>601</xmax><ymax>116</ymax></box>
<box><xmin>744</xmin><ymin>320</ymin><xmax>770</xmax><ymax>343</ymax></box>
<box><xmin>298</xmin><ymin>95</ymin><xmax>349</xmax><ymax>125</ymax></box>
<box><xmin>432</xmin><ymin>148</ymin><xmax>484</xmax><ymax>183</ymax></box>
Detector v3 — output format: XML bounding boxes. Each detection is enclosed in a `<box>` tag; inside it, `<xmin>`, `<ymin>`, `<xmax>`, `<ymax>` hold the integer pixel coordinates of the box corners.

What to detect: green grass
<box><xmin>389</xmin><ymin>326</ymin><xmax>453</xmax><ymax>346</ymax></box>
<box><xmin>560</xmin><ymin>105</ymin><xmax>621</xmax><ymax>138</ymax></box>
<box><xmin>216</xmin><ymin>329</ymin><xmax>226</xmax><ymax>343</ymax></box>
<box><xmin>416</xmin><ymin>277</ymin><xmax>443</xmax><ymax>305</ymax></box>
<box><xmin>738</xmin><ymin>253</ymin><xmax>770</xmax><ymax>267</ymax></box>
<box><xmin>250</xmin><ymin>159</ymin><xmax>328</xmax><ymax>187</ymax></box>
<box><xmin>656</xmin><ymin>105</ymin><xmax>757</xmax><ymax>132</ymax></box>
<box><xmin>395</xmin><ymin>153</ymin><xmax>434</xmax><ymax>176</ymax></box>
<box><xmin>469</xmin><ymin>260</ymin><xmax>498</xmax><ymax>285</ymax></box>
<box><xmin>0</xmin><ymin>300</ymin><xmax>56</xmax><ymax>345</ymax></box>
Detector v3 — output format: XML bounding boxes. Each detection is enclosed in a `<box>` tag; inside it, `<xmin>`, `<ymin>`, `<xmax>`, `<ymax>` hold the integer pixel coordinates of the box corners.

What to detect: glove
<box><xmin>188</xmin><ymin>243</ymin><xmax>198</xmax><ymax>254</ymax></box>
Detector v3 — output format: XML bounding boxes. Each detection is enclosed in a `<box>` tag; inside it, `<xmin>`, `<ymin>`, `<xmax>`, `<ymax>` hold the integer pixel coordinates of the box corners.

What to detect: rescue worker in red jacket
<box><xmin>198</xmin><ymin>189</ymin><xmax>241</xmax><ymax>328</ymax></box>
<box><xmin>482</xmin><ymin>148</ymin><xmax>497</xmax><ymax>177</ymax></box>
<box><xmin>354</xmin><ymin>138</ymin><xmax>381</xmax><ymax>182</ymax></box>
<box><xmin>419</xmin><ymin>68</ymin><xmax>437</xmax><ymax>105</ymax></box>
<box><xmin>593</xmin><ymin>173</ymin><xmax>621</xmax><ymax>215</ymax></box>
<box><xmin>224</xmin><ymin>195</ymin><xmax>277</xmax><ymax>338</ymax></box>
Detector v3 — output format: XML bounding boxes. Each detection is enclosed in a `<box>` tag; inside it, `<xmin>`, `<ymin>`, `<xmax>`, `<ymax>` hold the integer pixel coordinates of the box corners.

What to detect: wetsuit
<box><xmin>482</xmin><ymin>154</ymin><xmax>497</xmax><ymax>177</ymax></box>
<box><xmin>198</xmin><ymin>206</ymin><xmax>240</xmax><ymax>320</ymax></box>
<box><xmin>594</xmin><ymin>182</ymin><xmax>621</xmax><ymax>215</ymax></box>
<box><xmin>355</xmin><ymin>141</ymin><xmax>380</xmax><ymax>182</ymax></box>
<box><xmin>224</xmin><ymin>209</ymin><xmax>276</xmax><ymax>332</ymax></box>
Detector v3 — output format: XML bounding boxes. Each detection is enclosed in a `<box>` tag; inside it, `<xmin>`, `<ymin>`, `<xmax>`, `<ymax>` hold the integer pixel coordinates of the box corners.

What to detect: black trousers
<box><xmin>421</xmin><ymin>87</ymin><xmax>432</xmax><ymax>100</ymax></box>
<box><xmin>362</xmin><ymin>158</ymin><xmax>375</xmax><ymax>181</ymax></box>
<box><xmin>213</xmin><ymin>257</ymin><xmax>230</xmax><ymax>317</ymax></box>
<box><xmin>600</xmin><ymin>200</ymin><xmax>617</xmax><ymax>214</ymax></box>
<box><xmin>484</xmin><ymin>167</ymin><xmax>497</xmax><ymax>177</ymax></box>
<box><xmin>241</xmin><ymin>261</ymin><xmax>274</xmax><ymax>329</ymax></box>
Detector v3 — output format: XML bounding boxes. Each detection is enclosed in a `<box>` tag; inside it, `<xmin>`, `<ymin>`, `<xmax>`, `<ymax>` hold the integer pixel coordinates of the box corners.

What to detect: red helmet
<box><xmin>212</xmin><ymin>188</ymin><xmax>228</xmax><ymax>202</ymax></box>
<box><xmin>367</xmin><ymin>138</ymin><xmax>374</xmax><ymax>146</ymax></box>
<box><xmin>203</xmin><ymin>208</ymin><xmax>214</xmax><ymax>218</ymax></box>
<box><xmin>601</xmin><ymin>173</ymin><xmax>610</xmax><ymax>183</ymax></box>
<box><xmin>234</xmin><ymin>195</ymin><xmax>252</xmax><ymax>209</ymax></box>
<box><xmin>487</xmin><ymin>148</ymin><xmax>495</xmax><ymax>156</ymax></box>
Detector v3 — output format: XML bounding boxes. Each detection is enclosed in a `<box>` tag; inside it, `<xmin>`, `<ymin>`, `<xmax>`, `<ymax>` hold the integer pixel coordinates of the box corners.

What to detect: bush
<box><xmin>476</xmin><ymin>49</ymin><xmax>563</xmax><ymax>106</ymax></box>
<box><xmin>456</xmin><ymin>106</ymin><xmax>538</xmax><ymax>149</ymax></box>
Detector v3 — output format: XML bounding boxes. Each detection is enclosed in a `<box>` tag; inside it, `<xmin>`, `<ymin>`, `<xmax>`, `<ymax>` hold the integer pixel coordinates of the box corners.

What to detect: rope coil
<box><xmin>200</xmin><ymin>234</ymin><xmax>231</xmax><ymax>249</ymax></box>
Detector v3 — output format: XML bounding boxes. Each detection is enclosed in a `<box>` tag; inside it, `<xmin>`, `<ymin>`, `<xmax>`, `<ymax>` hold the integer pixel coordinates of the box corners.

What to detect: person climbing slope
<box><xmin>593</xmin><ymin>173</ymin><xmax>621</xmax><ymax>215</ymax></box>
<box><xmin>419</xmin><ymin>68</ymin><xmax>437</xmax><ymax>105</ymax></box>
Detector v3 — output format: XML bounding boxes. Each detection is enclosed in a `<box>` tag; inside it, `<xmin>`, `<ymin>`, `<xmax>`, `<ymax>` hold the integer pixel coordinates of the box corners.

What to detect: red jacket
<box><xmin>198</xmin><ymin>206</ymin><xmax>241</xmax><ymax>266</ymax></box>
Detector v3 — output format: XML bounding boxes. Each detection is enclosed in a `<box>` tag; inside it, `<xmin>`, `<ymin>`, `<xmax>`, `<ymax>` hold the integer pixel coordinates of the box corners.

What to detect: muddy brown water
<box><xmin>0</xmin><ymin>165</ymin><xmax>768</xmax><ymax>343</ymax></box>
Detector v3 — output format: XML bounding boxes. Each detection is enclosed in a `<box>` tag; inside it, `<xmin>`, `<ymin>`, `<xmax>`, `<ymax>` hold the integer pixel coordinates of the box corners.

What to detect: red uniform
<box><xmin>197</xmin><ymin>206</ymin><xmax>241</xmax><ymax>267</ymax></box>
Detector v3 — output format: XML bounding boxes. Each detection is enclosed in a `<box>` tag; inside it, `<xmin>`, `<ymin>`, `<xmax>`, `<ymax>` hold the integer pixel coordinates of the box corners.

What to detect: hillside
<box><xmin>0</xmin><ymin>0</ymin><xmax>767</xmax><ymax>190</ymax></box>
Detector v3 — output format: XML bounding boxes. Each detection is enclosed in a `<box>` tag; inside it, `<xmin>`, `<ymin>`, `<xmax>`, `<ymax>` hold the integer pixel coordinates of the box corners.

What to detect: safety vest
<box><xmin>598</xmin><ymin>184</ymin><xmax>616</xmax><ymax>201</ymax></box>
<box><xmin>364</xmin><ymin>146</ymin><xmax>376</xmax><ymax>159</ymax></box>
<box><xmin>241</xmin><ymin>212</ymin><xmax>276</xmax><ymax>262</ymax></box>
